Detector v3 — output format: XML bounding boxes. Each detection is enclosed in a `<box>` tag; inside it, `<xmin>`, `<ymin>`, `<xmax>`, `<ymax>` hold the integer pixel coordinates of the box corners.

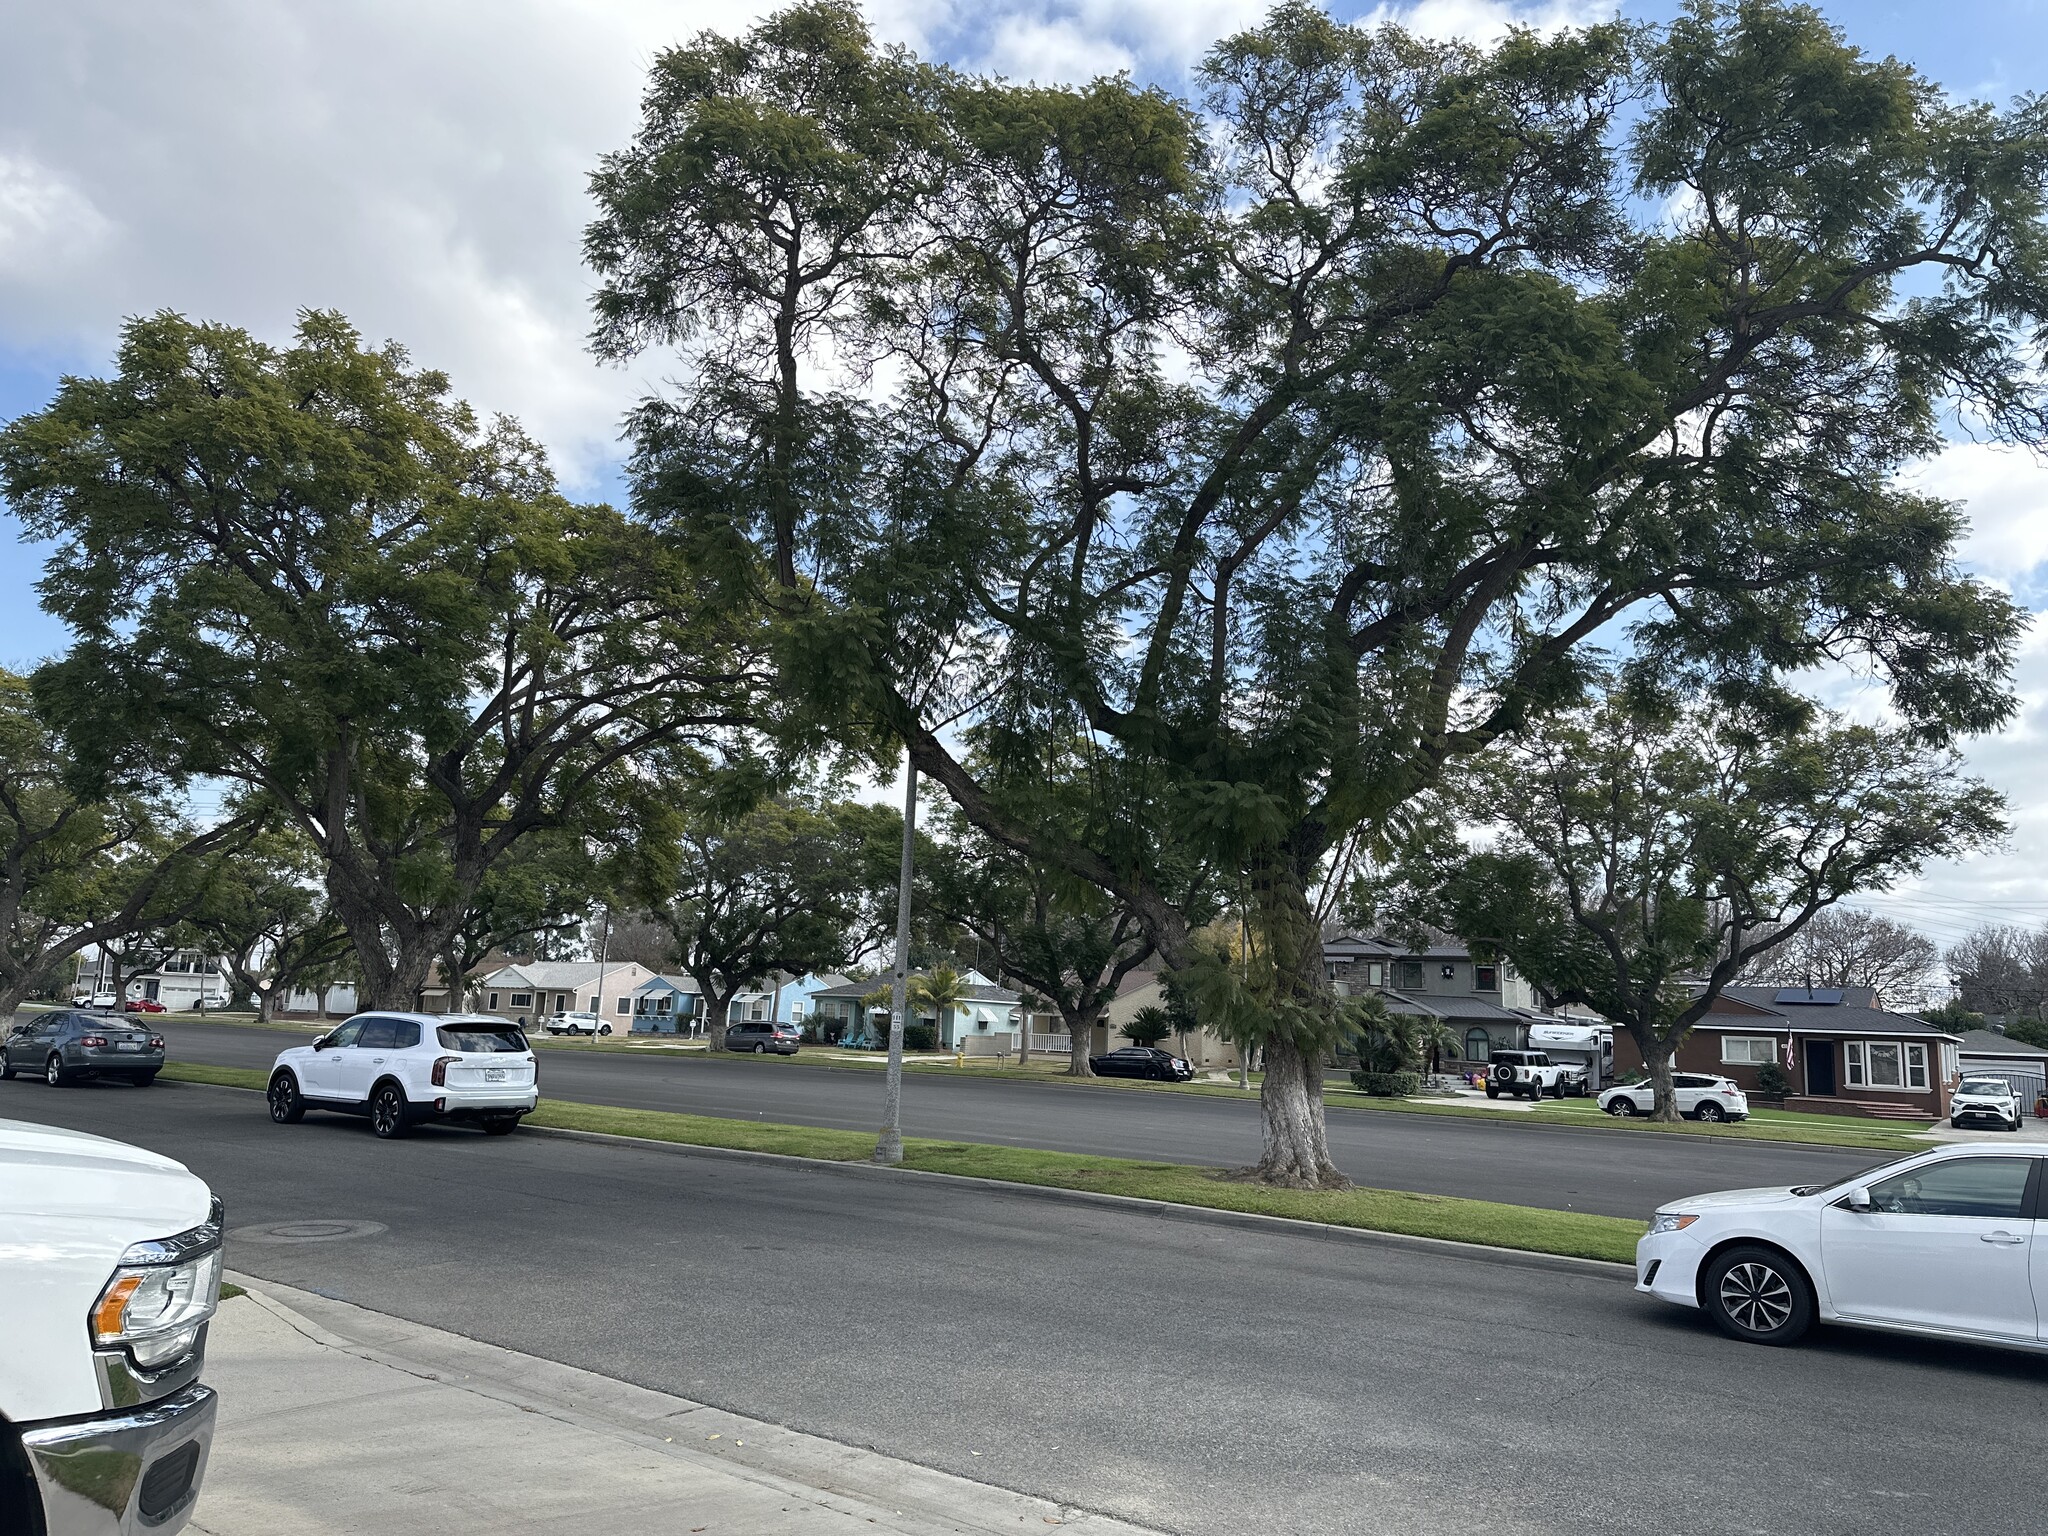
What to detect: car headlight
<box><xmin>91</xmin><ymin>1201</ymin><xmax>225</xmax><ymax>1370</ymax></box>
<box><xmin>1647</xmin><ymin>1213</ymin><xmax>1699</xmax><ymax>1237</ymax></box>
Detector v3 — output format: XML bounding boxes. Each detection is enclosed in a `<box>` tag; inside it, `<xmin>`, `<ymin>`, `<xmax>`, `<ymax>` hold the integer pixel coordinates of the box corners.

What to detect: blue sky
<box><xmin>2</xmin><ymin>0</ymin><xmax>2045</xmax><ymax>959</ymax></box>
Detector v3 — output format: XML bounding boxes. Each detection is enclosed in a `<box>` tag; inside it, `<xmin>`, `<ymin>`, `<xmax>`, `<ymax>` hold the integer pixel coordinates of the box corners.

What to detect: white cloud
<box><xmin>1906</xmin><ymin>439</ymin><xmax>2048</xmax><ymax>590</ymax></box>
<box><xmin>0</xmin><ymin>151</ymin><xmax>114</xmax><ymax>278</ymax></box>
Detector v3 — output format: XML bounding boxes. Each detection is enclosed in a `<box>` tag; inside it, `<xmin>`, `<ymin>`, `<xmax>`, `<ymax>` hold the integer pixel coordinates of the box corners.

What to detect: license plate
<box><xmin>116</xmin><ymin>1041</ymin><xmax>142</xmax><ymax>1051</ymax></box>
<box><xmin>484</xmin><ymin>1068</ymin><xmax>506</xmax><ymax>1082</ymax></box>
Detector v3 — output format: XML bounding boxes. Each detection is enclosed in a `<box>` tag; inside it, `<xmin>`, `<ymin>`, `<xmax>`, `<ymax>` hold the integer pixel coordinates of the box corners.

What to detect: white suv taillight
<box><xmin>430</xmin><ymin>1054</ymin><xmax>460</xmax><ymax>1086</ymax></box>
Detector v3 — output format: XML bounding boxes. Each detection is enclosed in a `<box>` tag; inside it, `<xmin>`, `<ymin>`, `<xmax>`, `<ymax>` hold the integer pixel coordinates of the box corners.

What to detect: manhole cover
<box><xmin>229</xmin><ymin>1220</ymin><xmax>388</xmax><ymax>1245</ymax></box>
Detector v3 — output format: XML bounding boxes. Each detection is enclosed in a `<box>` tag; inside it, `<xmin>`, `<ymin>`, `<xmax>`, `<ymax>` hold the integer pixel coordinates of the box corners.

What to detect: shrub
<box><xmin>903</xmin><ymin>1022</ymin><xmax>938</xmax><ymax>1052</ymax></box>
<box><xmin>1350</xmin><ymin>1069</ymin><xmax>1422</xmax><ymax>1098</ymax></box>
<box><xmin>1755</xmin><ymin>1060</ymin><xmax>1791</xmax><ymax>1098</ymax></box>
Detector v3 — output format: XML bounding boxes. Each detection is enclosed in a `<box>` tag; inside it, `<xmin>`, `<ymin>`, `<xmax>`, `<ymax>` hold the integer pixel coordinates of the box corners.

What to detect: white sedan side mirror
<box><xmin>1845</xmin><ymin>1186</ymin><xmax>1873</xmax><ymax>1212</ymax></box>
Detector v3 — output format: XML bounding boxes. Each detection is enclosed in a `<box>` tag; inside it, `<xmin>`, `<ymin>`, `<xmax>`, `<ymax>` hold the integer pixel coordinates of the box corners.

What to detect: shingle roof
<box><xmin>1957</xmin><ymin>1029</ymin><xmax>2048</xmax><ymax>1059</ymax></box>
<box><xmin>1366</xmin><ymin>988</ymin><xmax>1520</xmax><ymax>1023</ymax></box>
<box><xmin>1699</xmin><ymin>986</ymin><xmax>1959</xmax><ymax>1040</ymax></box>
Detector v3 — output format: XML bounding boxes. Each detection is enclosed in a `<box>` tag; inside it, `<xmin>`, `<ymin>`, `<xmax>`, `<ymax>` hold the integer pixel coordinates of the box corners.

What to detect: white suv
<box><xmin>1599</xmin><ymin>1073</ymin><xmax>1750</xmax><ymax>1123</ymax></box>
<box><xmin>266</xmin><ymin>1012</ymin><xmax>538</xmax><ymax>1138</ymax></box>
<box><xmin>1950</xmin><ymin>1077</ymin><xmax>2023</xmax><ymax>1132</ymax></box>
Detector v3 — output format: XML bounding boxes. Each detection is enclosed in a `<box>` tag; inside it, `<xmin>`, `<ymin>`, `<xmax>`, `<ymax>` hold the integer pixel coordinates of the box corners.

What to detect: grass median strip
<box><xmin>162</xmin><ymin>1061</ymin><xmax>1643</xmax><ymax>1263</ymax></box>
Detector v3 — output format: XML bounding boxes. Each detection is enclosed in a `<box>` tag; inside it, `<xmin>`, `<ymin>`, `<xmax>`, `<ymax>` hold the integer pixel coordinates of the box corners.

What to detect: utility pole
<box><xmin>595</xmin><ymin>906</ymin><xmax>611</xmax><ymax>1032</ymax></box>
<box><xmin>875</xmin><ymin>754</ymin><xmax>917</xmax><ymax>1165</ymax></box>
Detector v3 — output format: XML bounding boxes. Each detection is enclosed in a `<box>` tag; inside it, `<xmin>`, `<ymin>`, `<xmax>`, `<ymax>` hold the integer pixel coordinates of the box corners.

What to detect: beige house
<box><xmin>1100</xmin><ymin>972</ymin><xmax>1240</xmax><ymax>1069</ymax></box>
<box><xmin>474</xmin><ymin>961</ymin><xmax>657</xmax><ymax>1029</ymax></box>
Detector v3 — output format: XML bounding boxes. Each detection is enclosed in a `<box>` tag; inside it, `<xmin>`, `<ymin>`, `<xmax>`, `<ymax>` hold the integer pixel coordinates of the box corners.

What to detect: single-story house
<box><xmin>725</xmin><ymin>972</ymin><xmax>855</xmax><ymax>1029</ymax></box>
<box><xmin>1101</xmin><ymin>971</ymin><xmax>1239</xmax><ymax>1069</ymax></box>
<box><xmin>1955</xmin><ymin>1028</ymin><xmax>2048</xmax><ymax>1102</ymax></box>
<box><xmin>628</xmin><ymin>974</ymin><xmax>702</xmax><ymax>1034</ymax></box>
<box><xmin>1612</xmin><ymin>985</ymin><xmax>1963</xmax><ymax>1120</ymax></box>
<box><xmin>806</xmin><ymin>970</ymin><xmax>1029</xmax><ymax>1052</ymax></box>
<box><xmin>473</xmin><ymin>960</ymin><xmax>657</xmax><ymax>1029</ymax></box>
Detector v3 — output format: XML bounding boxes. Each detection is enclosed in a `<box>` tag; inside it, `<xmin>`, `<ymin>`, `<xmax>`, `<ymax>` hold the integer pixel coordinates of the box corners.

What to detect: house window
<box><xmin>1503</xmin><ymin>962</ymin><xmax>1519</xmax><ymax>981</ymax></box>
<box><xmin>1397</xmin><ymin>961</ymin><xmax>1424</xmax><ymax>991</ymax></box>
<box><xmin>554</xmin><ymin>992</ymin><xmax>567</xmax><ymax>1011</ymax></box>
<box><xmin>588</xmin><ymin>994</ymin><xmax>599</xmax><ymax>1011</ymax></box>
<box><xmin>508</xmin><ymin>992</ymin><xmax>531</xmax><ymax>1008</ymax></box>
<box><xmin>1906</xmin><ymin>1043</ymin><xmax>1928</xmax><ymax>1089</ymax></box>
<box><xmin>1845</xmin><ymin>1041</ymin><xmax>1925</xmax><ymax>1090</ymax></box>
<box><xmin>1464</xmin><ymin>1028</ymin><xmax>1490</xmax><ymax>1062</ymax></box>
<box><xmin>617</xmin><ymin>998</ymin><xmax>629</xmax><ymax>1014</ymax></box>
<box><xmin>751</xmin><ymin>999</ymin><xmax>766</xmax><ymax>1020</ymax></box>
<box><xmin>488</xmin><ymin>992</ymin><xmax>500</xmax><ymax>1009</ymax></box>
<box><xmin>1846</xmin><ymin>1042</ymin><xmax>1864</xmax><ymax>1086</ymax></box>
<box><xmin>1365</xmin><ymin>962</ymin><xmax>1385</xmax><ymax>987</ymax></box>
<box><xmin>1721</xmin><ymin>1037</ymin><xmax>1779</xmax><ymax>1066</ymax></box>
<box><xmin>1473</xmin><ymin>965</ymin><xmax>1499</xmax><ymax>992</ymax></box>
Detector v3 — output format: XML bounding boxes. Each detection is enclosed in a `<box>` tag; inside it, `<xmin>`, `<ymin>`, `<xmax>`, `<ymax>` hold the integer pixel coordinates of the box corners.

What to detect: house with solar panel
<box><xmin>1610</xmin><ymin>985</ymin><xmax>1966</xmax><ymax>1121</ymax></box>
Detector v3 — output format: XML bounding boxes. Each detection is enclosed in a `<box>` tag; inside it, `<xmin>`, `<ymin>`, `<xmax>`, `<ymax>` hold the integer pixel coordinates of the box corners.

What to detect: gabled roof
<box><xmin>631</xmin><ymin>973</ymin><xmax>701</xmax><ymax>995</ymax></box>
<box><xmin>1692</xmin><ymin>985</ymin><xmax>1958</xmax><ymax>1041</ymax></box>
<box><xmin>1957</xmin><ymin>1028</ymin><xmax>2048</xmax><ymax>1059</ymax></box>
<box><xmin>486</xmin><ymin>960</ymin><xmax>650</xmax><ymax>989</ymax></box>
<box><xmin>1365</xmin><ymin>988</ymin><xmax>1520</xmax><ymax>1023</ymax></box>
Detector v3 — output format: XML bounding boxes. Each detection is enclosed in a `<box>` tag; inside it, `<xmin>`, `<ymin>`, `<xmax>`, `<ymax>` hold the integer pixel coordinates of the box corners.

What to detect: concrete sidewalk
<box><xmin>192</xmin><ymin>1275</ymin><xmax>1163</xmax><ymax>1536</ymax></box>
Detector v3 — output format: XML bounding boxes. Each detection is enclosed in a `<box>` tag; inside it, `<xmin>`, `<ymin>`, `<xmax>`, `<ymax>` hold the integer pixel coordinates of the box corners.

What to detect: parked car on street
<box><xmin>1088</xmin><ymin>1046</ymin><xmax>1195</xmax><ymax>1081</ymax></box>
<box><xmin>2</xmin><ymin>1010</ymin><xmax>165</xmax><ymax>1086</ymax></box>
<box><xmin>1636</xmin><ymin>1143</ymin><xmax>2048</xmax><ymax>1350</ymax></box>
<box><xmin>0</xmin><ymin>1116</ymin><xmax>223</xmax><ymax>1534</ymax></box>
<box><xmin>265</xmin><ymin>1012</ymin><xmax>538</xmax><ymax>1138</ymax></box>
<box><xmin>726</xmin><ymin>1020</ymin><xmax>801</xmax><ymax>1055</ymax></box>
<box><xmin>126</xmin><ymin>997</ymin><xmax>168</xmax><ymax>1013</ymax></box>
<box><xmin>87</xmin><ymin>991</ymin><xmax>119</xmax><ymax>1010</ymax></box>
<box><xmin>544</xmin><ymin>1010</ymin><xmax>612</xmax><ymax>1037</ymax></box>
<box><xmin>1950</xmin><ymin>1077</ymin><xmax>2024</xmax><ymax>1132</ymax></box>
<box><xmin>1484</xmin><ymin>1050</ymin><xmax>1583</xmax><ymax>1100</ymax></box>
<box><xmin>1599</xmin><ymin>1074</ymin><xmax>1749</xmax><ymax>1122</ymax></box>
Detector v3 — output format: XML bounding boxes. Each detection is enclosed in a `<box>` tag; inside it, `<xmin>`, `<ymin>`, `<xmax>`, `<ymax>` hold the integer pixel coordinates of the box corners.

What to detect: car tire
<box><xmin>1695</xmin><ymin>1102</ymin><xmax>1726</xmax><ymax>1123</ymax></box>
<box><xmin>756</xmin><ymin>1042</ymin><xmax>767</xmax><ymax>1055</ymax></box>
<box><xmin>1701</xmin><ymin>1244</ymin><xmax>1814</xmax><ymax>1346</ymax></box>
<box><xmin>45</xmin><ymin>1054</ymin><xmax>68</xmax><ymax>1087</ymax></box>
<box><xmin>0</xmin><ymin>1059</ymin><xmax>13</xmax><ymax>1081</ymax></box>
<box><xmin>1485</xmin><ymin>1086</ymin><xmax>1499</xmax><ymax>1099</ymax></box>
<box><xmin>599</xmin><ymin>1023</ymin><xmax>612</xmax><ymax>1036</ymax></box>
<box><xmin>1606</xmin><ymin>1097</ymin><xmax>1635</xmax><ymax>1117</ymax></box>
<box><xmin>370</xmin><ymin>1082</ymin><xmax>409</xmax><ymax>1138</ymax></box>
<box><xmin>268</xmin><ymin>1070</ymin><xmax>306</xmax><ymax>1124</ymax></box>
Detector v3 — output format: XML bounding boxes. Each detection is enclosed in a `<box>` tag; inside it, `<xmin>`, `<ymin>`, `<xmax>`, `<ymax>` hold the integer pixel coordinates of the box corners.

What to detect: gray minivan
<box><xmin>725</xmin><ymin>1021</ymin><xmax>800</xmax><ymax>1055</ymax></box>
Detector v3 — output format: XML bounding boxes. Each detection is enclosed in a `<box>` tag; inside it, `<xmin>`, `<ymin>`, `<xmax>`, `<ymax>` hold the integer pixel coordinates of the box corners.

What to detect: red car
<box><xmin>124</xmin><ymin>997</ymin><xmax>167</xmax><ymax>1013</ymax></box>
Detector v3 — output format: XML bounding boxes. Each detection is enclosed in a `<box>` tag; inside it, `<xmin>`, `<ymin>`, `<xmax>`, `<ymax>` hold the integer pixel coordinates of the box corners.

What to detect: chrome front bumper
<box><xmin>19</xmin><ymin>1383</ymin><xmax>216</xmax><ymax>1534</ymax></box>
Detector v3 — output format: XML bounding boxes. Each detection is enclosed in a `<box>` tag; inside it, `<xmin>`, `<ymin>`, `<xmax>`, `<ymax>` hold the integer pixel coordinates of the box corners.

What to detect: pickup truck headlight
<box><xmin>91</xmin><ymin>1203</ymin><xmax>225</xmax><ymax>1370</ymax></box>
<box><xmin>1647</xmin><ymin>1213</ymin><xmax>1699</xmax><ymax>1236</ymax></box>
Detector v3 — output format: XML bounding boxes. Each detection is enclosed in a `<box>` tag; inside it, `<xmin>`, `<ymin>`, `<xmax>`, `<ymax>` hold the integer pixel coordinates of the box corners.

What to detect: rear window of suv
<box><xmin>438</xmin><ymin>1025</ymin><xmax>529</xmax><ymax>1053</ymax></box>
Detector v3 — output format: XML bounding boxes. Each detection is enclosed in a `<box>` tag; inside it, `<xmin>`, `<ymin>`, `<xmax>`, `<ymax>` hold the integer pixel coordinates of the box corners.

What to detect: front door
<box><xmin>306</xmin><ymin>1018</ymin><xmax>363</xmax><ymax>1100</ymax></box>
<box><xmin>1821</xmin><ymin>1156</ymin><xmax>2040</xmax><ymax>1339</ymax></box>
<box><xmin>1805</xmin><ymin>1039</ymin><xmax>1837</xmax><ymax>1096</ymax></box>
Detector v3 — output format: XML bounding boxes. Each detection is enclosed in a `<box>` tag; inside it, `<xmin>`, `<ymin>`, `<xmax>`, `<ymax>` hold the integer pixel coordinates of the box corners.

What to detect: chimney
<box><xmin>1993</xmin><ymin>1021</ymin><xmax>2007</xmax><ymax>1035</ymax></box>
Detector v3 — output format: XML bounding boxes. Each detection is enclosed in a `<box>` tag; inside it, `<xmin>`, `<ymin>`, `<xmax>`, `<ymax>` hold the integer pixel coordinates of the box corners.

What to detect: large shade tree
<box><xmin>1414</xmin><ymin>690</ymin><xmax>2005</xmax><ymax>1120</ymax></box>
<box><xmin>588</xmin><ymin>1</ymin><xmax>2044</xmax><ymax>1185</ymax></box>
<box><xmin>0</xmin><ymin>671</ymin><xmax>257</xmax><ymax>1026</ymax></box>
<box><xmin>2</xmin><ymin>313</ymin><xmax>759</xmax><ymax>1009</ymax></box>
<box><xmin>186</xmin><ymin>827</ymin><xmax>354</xmax><ymax>1021</ymax></box>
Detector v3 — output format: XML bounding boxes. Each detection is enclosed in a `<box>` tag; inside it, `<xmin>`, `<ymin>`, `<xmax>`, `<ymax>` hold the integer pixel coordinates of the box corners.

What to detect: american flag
<box><xmin>1783</xmin><ymin>1033</ymin><xmax>1796</xmax><ymax>1069</ymax></box>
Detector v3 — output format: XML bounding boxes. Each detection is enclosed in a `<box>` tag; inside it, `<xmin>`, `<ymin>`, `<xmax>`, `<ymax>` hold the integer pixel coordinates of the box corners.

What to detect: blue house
<box><xmin>628</xmin><ymin>974</ymin><xmax>702</xmax><ymax>1034</ymax></box>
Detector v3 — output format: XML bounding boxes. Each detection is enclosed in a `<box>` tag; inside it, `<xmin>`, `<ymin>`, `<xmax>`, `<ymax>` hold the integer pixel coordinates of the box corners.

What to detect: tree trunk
<box><xmin>1063</xmin><ymin>1009</ymin><xmax>1096</xmax><ymax>1076</ymax></box>
<box><xmin>256</xmin><ymin>985</ymin><xmax>276</xmax><ymax>1023</ymax></box>
<box><xmin>1645</xmin><ymin>1038</ymin><xmax>1681</xmax><ymax>1123</ymax></box>
<box><xmin>705</xmin><ymin>987</ymin><xmax>736</xmax><ymax>1050</ymax></box>
<box><xmin>1242</xmin><ymin>858</ymin><xmax>1347</xmax><ymax>1190</ymax></box>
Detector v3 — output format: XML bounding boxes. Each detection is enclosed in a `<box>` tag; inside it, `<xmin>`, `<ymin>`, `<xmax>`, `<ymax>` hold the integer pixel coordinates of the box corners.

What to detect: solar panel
<box><xmin>1773</xmin><ymin>987</ymin><xmax>1844</xmax><ymax>1005</ymax></box>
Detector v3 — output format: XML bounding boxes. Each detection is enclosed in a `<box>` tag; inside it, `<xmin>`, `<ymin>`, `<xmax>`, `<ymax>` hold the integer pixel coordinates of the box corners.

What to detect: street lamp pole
<box><xmin>875</xmin><ymin>753</ymin><xmax>917</xmax><ymax>1165</ymax></box>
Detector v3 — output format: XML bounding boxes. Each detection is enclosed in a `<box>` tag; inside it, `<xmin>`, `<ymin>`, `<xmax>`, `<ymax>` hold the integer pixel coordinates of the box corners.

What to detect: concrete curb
<box><xmin>522</xmin><ymin>1123</ymin><xmax>1638</xmax><ymax>1279</ymax></box>
<box><xmin>223</xmin><ymin>1273</ymin><xmax>1167</xmax><ymax>1535</ymax></box>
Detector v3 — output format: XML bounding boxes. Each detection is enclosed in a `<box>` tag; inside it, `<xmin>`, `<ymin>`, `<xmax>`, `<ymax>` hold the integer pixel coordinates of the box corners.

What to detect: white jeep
<box><xmin>1485</xmin><ymin>1049</ymin><xmax>1583</xmax><ymax>1100</ymax></box>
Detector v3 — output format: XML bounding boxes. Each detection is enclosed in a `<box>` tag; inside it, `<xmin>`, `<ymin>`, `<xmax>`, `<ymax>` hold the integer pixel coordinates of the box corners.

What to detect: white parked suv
<box><xmin>1</xmin><ymin>1117</ymin><xmax>222</xmax><ymax>1533</ymax></box>
<box><xmin>1484</xmin><ymin>1050</ymin><xmax>1582</xmax><ymax>1100</ymax></box>
<box><xmin>1950</xmin><ymin>1076</ymin><xmax>2024</xmax><ymax>1132</ymax></box>
<box><xmin>544</xmin><ymin>1010</ymin><xmax>612</xmax><ymax>1037</ymax></box>
<box><xmin>266</xmin><ymin>1012</ymin><xmax>538</xmax><ymax>1138</ymax></box>
<box><xmin>1599</xmin><ymin>1073</ymin><xmax>1749</xmax><ymax>1122</ymax></box>
<box><xmin>1637</xmin><ymin>1143</ymin><xmax>2048</xmax><ymax>1349</ymax></box>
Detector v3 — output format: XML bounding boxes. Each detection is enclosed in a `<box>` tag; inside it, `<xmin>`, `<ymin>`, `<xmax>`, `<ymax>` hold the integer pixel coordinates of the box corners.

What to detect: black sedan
<box><xmin>1088</xmin><ymin>1046</ymin><xmax>1195</xmax><ymax>1082</ymax></box>
<box><xmin>1</xmin><ymin>1009</ymin><xmax>165</xmax><ymax>1086</ymax></box>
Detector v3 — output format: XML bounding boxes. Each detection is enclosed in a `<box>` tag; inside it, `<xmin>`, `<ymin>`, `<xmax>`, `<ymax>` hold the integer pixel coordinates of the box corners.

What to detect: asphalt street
<box><xmin>151</xmin><ymin>1016</ymin><xmax>1877</xmax><ymax>1219</ymax></box>
<box><xmin>9</xmin><ymin>1076</ymin><xmax>2045</xmax><ymax>1536</ymax></box>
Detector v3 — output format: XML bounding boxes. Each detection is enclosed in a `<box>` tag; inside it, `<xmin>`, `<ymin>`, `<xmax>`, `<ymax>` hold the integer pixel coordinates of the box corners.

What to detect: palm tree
<box><xmin>1120</xmin><ymin>1004</ymin><xmax>1173</xmax><ymax>1048</ymax></box>
<box><xmin>908</xmin><ymin>964</ymin><xmax>970</xmax><ymax>1052</ymax></box>
<box><xmin>1349</xmin><ymin>993</ymin><xmax>1421</xmax><ymax>1074</ymax></box>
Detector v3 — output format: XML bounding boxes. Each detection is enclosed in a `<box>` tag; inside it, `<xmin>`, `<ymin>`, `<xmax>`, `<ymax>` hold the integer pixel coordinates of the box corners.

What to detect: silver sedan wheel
<box><xmin>1719</xmin><ymin>1262</ymin><xmax>1794</xmax><ymax>1334</ymax></box>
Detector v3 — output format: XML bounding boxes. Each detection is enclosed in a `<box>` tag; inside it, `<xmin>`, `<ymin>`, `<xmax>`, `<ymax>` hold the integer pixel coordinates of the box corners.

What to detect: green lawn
<box><xmin>161</xmin><ymin>1062</ymin><xmax>1641</xmax><ymax>1263</ymax></box>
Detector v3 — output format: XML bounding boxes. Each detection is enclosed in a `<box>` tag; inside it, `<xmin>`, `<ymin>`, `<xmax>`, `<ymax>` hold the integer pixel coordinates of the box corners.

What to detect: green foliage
<box><xmin>1918</xmin><ymin>999</ymin><xmax>1988</xmax><ymax>1034</ymax></box>
<box><xmin>908</xmin><ymin>963</ymin><xmax>969</xmax><ymax>1033</ymax></box>
<box><xmin>1349</xmin><ymin>1070</ymin><xmax>1423</xmax><ymax>1098</ymax></box>
<box><xmin>1348</xmin><ymin>993</ymin><xmax>1421</xmax><ymax>1074</ymax></box>
<box><xmin>1411</xmin><ymin>686</ymin><xmax>2004</xmax><ymax>1084</ymax></box>
<box><xmin>1</xmin><ymin>312</ymin><xmax>755</xmax><ymax>1006</ymax></box>
<box><xmin>902</xmin><ymin>1021</ymin><xmax>938</xmax><ymax>1052</ymax></box>
<box><xmin>2001</xmin><ymin>1018</ymin><xmax>2048</xmax><ymax>1052</ymax></box>
<box><xmin>1120</xmin><ymin>1004</ymin><xmax>1173</xmax><ymax>1048</ymax></box>
<box><xmin>1755</xmin><ymin>1060</ymin><xmax>1792</xmax><ymax>1098</ymax></box>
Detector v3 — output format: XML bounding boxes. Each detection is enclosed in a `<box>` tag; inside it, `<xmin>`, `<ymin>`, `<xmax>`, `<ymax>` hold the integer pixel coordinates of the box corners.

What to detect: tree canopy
<box><xmin>587</xmin><ymin>0</ymin><xmax>2046</xmax><ymax>1184</ymax></box>
<box><xmin>1</xmin><ymin>312</ymin><xmax>759</xmax><ymax>1008</ymax></box>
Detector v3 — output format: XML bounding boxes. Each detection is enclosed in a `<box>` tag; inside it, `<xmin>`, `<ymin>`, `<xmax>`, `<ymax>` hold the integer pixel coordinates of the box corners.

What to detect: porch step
<box><xmin>1781</xmin><ymin>1095</ymin><xmax>1930</xmax><ymax>1122</ymax></box>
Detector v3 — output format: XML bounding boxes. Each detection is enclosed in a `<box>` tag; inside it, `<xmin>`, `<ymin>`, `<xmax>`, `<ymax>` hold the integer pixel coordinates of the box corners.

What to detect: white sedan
<box><xmin>1599</xmin><ymin>1073</ymin><xmax>1749</xmax><ymax>1122</ymax></box>
<box><xmin>1636</xmin><ymin>1144</ymin><xmax>2048</xmax><ymax>1349</ymax></box>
